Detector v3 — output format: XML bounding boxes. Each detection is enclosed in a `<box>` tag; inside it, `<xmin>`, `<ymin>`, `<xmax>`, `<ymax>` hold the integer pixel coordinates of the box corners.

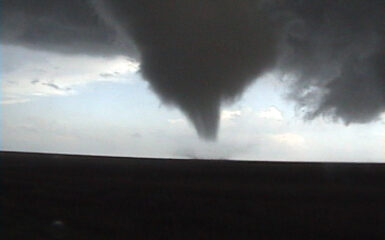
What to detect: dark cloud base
<box><xmin>2</xmin><ymin>0</ymin><xmax>384</xmax><ymax>139</ymax></box>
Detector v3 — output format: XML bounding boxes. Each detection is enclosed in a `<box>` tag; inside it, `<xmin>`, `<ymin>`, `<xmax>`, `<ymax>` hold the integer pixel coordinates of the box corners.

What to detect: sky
<box><xmin>1</xmin><ymin>45</ymin><xmax>384</xmax><ymax>162</ymax></box>
<box><xmin>1</xmin><ymin>0</ymin><xmax>384</xmax><ymax>161</ymax></box>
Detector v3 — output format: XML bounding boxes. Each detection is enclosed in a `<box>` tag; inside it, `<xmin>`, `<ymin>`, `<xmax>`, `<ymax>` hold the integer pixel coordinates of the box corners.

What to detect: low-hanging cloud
<box><xmin>1</xmin><ymin>0</ymin><xmax>131</xmax><ymax>56</ymax></box>
<box><xmin>269</xmin><ymin>0</ymin><xmax>385</xmax><ymax>124</ymax></box>
<box><xmin>2</xmin><ymin>0</ymin><xmax>384</xmax><ymax>139</ymax></box>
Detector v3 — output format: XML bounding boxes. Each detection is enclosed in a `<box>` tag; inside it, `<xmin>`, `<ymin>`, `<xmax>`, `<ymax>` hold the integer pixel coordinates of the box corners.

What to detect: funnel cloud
<box><xmin>2</xmin><ymin>0</ymin><xmax>384</xmax><ymax>139</ymax></box>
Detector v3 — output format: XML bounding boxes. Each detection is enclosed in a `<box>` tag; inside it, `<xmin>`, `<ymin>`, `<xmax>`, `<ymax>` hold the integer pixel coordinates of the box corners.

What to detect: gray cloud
<box><xmin>1</xmin><ymin>0</ymin><xmax>131</xmax><ymax>56</ymax></box>
<box><xmin>31</xmin><ymin>79</ymin><xmax>39</xmax><ymax>85</ymax></box>
<box><xmin>42</xmin><ymin>82</ymin><xmax>70</xmax><ymax>91</ymax></box>
<box><xmin>2</xmin><ymin>0</ymin><xmax>384</xmax><ymax>139</ymax></box>
<box><xmin>99</xmin><ymin>73</ymin><xmax>114</xmax><ymax>78</ymax></box>
<box><xmin>100</xmin><ymin>72</ymin><xmax>120</xmax><ymax>78</ymax></box>
<box><xmin>270</xmin><ymin>0</ymin><xmax>385</xmax><ymax>124</ymax></box>
<box><xmin>42</xmin><ymin>82</ymin><xmax>60</xmax><ymax>90</ymax></box>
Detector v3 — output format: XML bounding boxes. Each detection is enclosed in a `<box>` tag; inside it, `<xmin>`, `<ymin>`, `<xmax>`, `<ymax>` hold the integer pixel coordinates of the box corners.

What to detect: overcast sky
<box><xmin>1</xmin><ymin>0</ymin><xmax>384</xmax><ymax>161</ymax></box>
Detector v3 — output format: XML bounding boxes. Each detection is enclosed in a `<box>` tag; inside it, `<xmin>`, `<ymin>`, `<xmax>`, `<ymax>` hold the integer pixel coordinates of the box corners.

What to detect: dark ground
<box><xmin>2</xmin><ymin>151</ymin><xmax>385</xmax><ymax>239</ymax></box>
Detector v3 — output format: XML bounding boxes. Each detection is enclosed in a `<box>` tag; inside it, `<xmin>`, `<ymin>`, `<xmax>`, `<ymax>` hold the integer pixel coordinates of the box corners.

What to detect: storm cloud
<box><xmin>2</xmin><ymin>0</ymin><xmax>384</xmax><ymax>139</ymax></box>
<box><xmin>269</xmin><ymin>0</ymin><xmax>385</xmax><ymax>124</ymax></box>
<box><xmin>1</xmin><ymin>0</ymin><xmax>132</xmax><ymax>56</ymax></box>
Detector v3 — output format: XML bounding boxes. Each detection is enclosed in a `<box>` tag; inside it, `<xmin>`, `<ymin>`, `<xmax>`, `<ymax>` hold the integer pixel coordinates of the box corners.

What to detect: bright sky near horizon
<box><xmin>2</xmin><ymin>44</ymin><xmax>384</xmax><ymax>162</ymax></box>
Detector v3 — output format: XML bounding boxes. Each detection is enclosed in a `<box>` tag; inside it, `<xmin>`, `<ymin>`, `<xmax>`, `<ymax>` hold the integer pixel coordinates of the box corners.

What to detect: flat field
<box><xmin>2</xmin><ymin>151</ymin><xmax>385</xmax><ymax>239</ymax></box>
